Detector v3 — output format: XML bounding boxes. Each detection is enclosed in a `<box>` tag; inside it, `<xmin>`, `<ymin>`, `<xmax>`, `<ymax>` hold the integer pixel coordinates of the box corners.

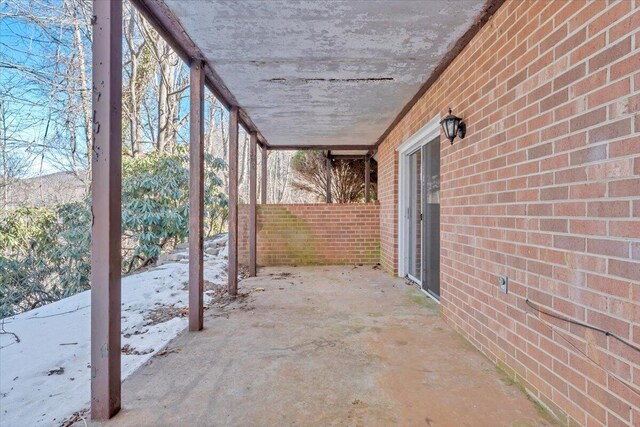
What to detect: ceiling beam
<box><xmin>129</xmin><ymin>0</ymin><xmax>268</xmax><ymax>145</ymax></box>
<box><xmin>267</xmin><ymin>145</ymin><xmax>376</xmax><ymax>151</ymax></box>
<box><xmin>331</xmin><ymin>155</ymin><xmax>367</xmax><ymax>160</ymax></box>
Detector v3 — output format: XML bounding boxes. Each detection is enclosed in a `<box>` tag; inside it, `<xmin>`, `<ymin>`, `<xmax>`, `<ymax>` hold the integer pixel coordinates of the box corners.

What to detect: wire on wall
<box><xmin>525</xmin><ymin>299</ymin><xmax>640</xmax><ymax>353</ymax></box>
<box><xmin>526</xmin><ymin>298</ymin><xmax>640</xmax><ymax>398</ymax></box>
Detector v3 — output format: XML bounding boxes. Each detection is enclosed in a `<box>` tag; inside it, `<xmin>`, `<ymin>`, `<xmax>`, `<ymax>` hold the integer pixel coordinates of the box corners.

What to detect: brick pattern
<box><xmin>377</xmin><ymin>1</ymin><xmax>640</xmax><ymax>425</ymax></box>
<box><xmin>238</xmin><ymin>203</ymin><xmax>380</xmax><ymax>266</ymax></box>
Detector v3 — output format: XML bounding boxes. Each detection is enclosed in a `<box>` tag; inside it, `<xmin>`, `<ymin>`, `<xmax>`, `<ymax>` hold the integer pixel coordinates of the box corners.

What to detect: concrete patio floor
<box><xmin>91</xmin><ymin>266</ymin><xmax>556</xmax><ymax>427</ymax></box>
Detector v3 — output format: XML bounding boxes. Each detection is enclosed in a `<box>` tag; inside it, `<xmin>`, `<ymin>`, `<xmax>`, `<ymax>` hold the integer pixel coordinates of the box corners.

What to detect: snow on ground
<box><xmin>0</xmin><ymin>235</ymin><xmax>229</xmax><ymax>427</ymax></box>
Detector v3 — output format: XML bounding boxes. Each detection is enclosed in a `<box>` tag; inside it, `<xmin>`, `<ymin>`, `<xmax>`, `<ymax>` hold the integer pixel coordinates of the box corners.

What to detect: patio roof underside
<box><xmin>161</xmin><ymin>0</ymin><xmax>490</xmax><ymax>154</ymax></box>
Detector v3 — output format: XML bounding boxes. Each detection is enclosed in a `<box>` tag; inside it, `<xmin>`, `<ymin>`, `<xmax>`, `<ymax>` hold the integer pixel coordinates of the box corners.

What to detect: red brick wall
<box><xmin>238</xmin><ymin>203</ymin><xmax>380</xmax><ymax>266</ymax></box>
<box><xmin>378</xmin><ymin>1</ymin><xmax>640</xmax><ymax>425</ymax></box>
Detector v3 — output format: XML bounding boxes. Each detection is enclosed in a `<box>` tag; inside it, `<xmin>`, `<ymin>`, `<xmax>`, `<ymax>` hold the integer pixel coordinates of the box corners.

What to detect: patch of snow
<box><xmin>0</xmin><ymin>235</ymin><xmax>228</xmax><ymax>427</ymax></box>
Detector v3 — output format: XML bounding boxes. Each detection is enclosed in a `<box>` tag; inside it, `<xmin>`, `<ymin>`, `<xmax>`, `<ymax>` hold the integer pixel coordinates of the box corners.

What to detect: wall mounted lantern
<box><xmin>440</xmin><ymin>108</ymin><xmax>466</xmax><ymax>144</ymax></box>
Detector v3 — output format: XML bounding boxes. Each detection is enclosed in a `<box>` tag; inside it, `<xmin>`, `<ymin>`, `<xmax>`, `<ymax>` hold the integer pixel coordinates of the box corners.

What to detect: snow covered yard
<box><xmin>0</xmin><ymin>235</ymin><xmax>229</xmax><ymax>427</ymax></box>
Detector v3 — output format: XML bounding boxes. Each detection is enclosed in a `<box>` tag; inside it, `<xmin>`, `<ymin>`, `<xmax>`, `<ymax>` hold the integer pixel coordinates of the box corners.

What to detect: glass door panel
<box><xmin>407</xmin><ymin>149</ymin><xmax>422</xmax><ymax>282</ymax></box>
<box><xmin>422</xmin><ymin>138</ymin><xmax>440</xmax><ymax>298</ymax></box>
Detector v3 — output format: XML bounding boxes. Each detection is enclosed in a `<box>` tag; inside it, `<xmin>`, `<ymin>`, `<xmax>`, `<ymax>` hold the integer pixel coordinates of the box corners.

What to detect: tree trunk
<box><xmin>70</xmin><ymin>0</ymin><xmax>93</xmax><ymax>169</ymax></box>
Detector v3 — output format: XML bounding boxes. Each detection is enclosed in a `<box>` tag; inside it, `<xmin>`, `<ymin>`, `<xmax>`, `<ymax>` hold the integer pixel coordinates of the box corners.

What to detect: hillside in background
<box><xmin>2</xmin><ymin>172</ymin><xmax>87</xmax><ymax>210</ymax></box>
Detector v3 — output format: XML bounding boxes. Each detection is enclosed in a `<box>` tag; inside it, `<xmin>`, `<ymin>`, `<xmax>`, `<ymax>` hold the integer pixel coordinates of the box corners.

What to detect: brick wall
<box><xmin>377</xmin><ymin>1</ymin><xmax>640</xmax><ymax>425</ymax></box>
<box><xmin>238</xmin><ymin>203</ymin><xmax>380</xmax><ymax>266</ymax></box>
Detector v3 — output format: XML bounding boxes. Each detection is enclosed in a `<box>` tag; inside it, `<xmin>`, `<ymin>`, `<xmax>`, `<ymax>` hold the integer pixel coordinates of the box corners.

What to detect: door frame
<box><xmin>397</xmin><ymin>115</ymin><xmax>440</xmax><ymax>280</ymax></box>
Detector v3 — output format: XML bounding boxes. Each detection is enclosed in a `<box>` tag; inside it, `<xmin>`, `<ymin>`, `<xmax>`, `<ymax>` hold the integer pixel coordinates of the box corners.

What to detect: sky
<box><xmin>0</xmin><ymin>0</ymin><xmax>196</xmax><ymax>178</ymax></box>
<box><xmin>1</xmin><ymin>0</ymin><xmax>85</xmax><ymax>176</ymax></box>
<box><xmin>0</xmin><ymin>0</ymin><xmax>245</xmax><ymax>181</ymax></box>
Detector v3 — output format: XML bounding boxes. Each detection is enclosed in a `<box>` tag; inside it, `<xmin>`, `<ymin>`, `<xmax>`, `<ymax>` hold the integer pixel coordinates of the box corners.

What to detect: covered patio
<box><xmin>90</xmin><ymin>0</ymin><xmax>501</xmax><ymax>419</ymax></box>
<box><xmin>87</xmin><ymin>0</ymin><xmax>640</xmax><ymax>425</ymax></box>
<box><xmin>88</xmin><ymin>266</ymin><xmax>553</xmax><ymax>426</ymax></box>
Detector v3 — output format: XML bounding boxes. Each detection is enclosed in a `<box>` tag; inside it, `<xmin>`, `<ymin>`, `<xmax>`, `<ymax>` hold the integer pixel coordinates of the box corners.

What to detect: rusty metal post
<box><xmin>91</xmin><ymin>0</ymin><xmax>122</xmax><ymax>419</ymax></box>
<box><xmin>261</xmin><ymin>144</ymin><xmax>268</xmax><ymax>204</ymax></box>
<box><xmin>325</xmin><ymin>151</ymin><xmax>332</xmax><ymax>203</ymax></box>
<box><xmin>189</xmin><ymin>59</ymin><xmax>205</xmax><ymax>331</ymax></box>
<box><xmin>249</xmin><ymin>133</ymin><xmax>257</xmax><ymax>277</ymax></box>
<box><xmin>228</xmin><ymin>107</ymin><xmax>239</xmax><ymax>296</ymax></box>
<box><xmin>364</xmin><ymin>154</ymin><xmax>371</xmax><ymax>202</ymax></box>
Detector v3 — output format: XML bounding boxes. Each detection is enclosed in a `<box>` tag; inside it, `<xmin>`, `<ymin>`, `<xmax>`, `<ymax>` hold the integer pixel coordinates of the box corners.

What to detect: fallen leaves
<box><xmin>121</xmin><ymin>344</ymin><xmax>153</xmax><ymax>356</ymax></box>
<box><xmin>155</xmin><ymin>347</ymin><xmax>180</xmax><ymax>358</ymax></box>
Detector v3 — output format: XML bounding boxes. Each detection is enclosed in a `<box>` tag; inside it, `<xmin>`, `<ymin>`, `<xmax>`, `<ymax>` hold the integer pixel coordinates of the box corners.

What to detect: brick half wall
<box><xmin>239</xmin><ymin>203</ymin><xmax>380</xmax><ymax>266</ymax></box>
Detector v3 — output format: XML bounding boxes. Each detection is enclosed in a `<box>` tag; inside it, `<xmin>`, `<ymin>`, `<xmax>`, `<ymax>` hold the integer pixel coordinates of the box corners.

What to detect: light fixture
<box><xmin>440</xmin><ymin>108</ymin><xmax>466</xmax><ymax>144</ymax></box>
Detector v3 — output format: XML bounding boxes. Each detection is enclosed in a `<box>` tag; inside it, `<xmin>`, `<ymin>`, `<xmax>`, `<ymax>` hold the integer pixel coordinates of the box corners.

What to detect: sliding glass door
<box><xmin>406</xmin><ymin>137</ymin><xmax>440</xmax><ymax>298</ymax></box>
<box><xmin>422</xmin><ymin>137</ymin><xmax>440</xmax><ymax>298</ymax></box>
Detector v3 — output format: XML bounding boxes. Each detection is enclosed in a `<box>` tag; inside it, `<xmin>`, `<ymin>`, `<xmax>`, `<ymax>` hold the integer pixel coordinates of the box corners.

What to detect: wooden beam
<box><xmin>188</xmin><ymin>59</ymin><xmax>205</xmax><ymax>331</ymax></box>
<box><xmin>331</xmin><ymin>155</ymin><xmax>367</xmax><ymax>160</ymax></box>
<box><xmin>325</xmin><ymin>152</ymin><xmax>332</xmax><ymax>204</ymax></box>
<box><xmin>228</xmin><ymin>107</ymin><xmax>239</xmax><ymax>296</ymax></box>
<box><xmin>365</xmin><ymin>155</ymin><xmax>371</xmax><ymax>203</ymax></box>
<box><xmin>261</xmin><ymin>144</ymin><xmax>268</xmax><ymax>204</ymax></box>
<box><xmin>90</xmin><ymin>0</ymin><xmax>122</xmax><ymax>419</ymax></box>
<box><xmin>267</xmin><ymin>144</ymin><xmax>375</xmax><ymax>151</ymax></box>
<box><xmin>249</xmin><ymin>133</ymin><xmax>257</xmax><ymax>277</ymax></box>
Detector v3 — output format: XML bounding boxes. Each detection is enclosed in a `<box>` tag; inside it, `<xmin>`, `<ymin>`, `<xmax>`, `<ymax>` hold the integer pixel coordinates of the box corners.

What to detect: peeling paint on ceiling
<box><xmin>163</xmin><ymin>0</ymin><xmax>486</xmax><ymax>147</ymax></box>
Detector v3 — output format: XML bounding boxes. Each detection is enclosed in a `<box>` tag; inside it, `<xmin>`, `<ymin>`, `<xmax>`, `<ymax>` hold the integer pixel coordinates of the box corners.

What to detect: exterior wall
<box><xmin>377</xmin><ymin>1</ymin><xmax>640</xmax><ymax>426</ymax></box>
<box><xmin>239</xmin><ymin>203</ymin><xmax>380</xmax><ymax>266</ymax></box>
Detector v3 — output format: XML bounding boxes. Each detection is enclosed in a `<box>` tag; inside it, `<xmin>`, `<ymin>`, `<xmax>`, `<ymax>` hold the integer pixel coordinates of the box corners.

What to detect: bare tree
<box><xmin>123</xmin><ymin>4</ymin><xmax>151</xmax><ymax>157</ymax></box>
<box><xmin>140</xmin><ymin>22</ymin><xmax>190</xmax><ymax>154</ymax></box>
<box><xmin>238</xmin><ymin>132</ymin><xmax>249</xmax><ymax>203</ymax></box>
<box><xmin>291</xmin><ymin>151</ymin><xmax>376</xmax><ymax>203</ymax></box>
<box><xmin>204</xmin><ymin>93</ymin><xmax>221</xmax><ymax>157</ymax></box>
<box><xmin>0</xmin><ymin>0</ymin><xmax>93</xmax><ymax>179</ymax></box>
<box><xmin>331</xmin><ymin>159</ymin><xmax>374</xmax><ymax>203</ymax></box>
<box><xmin>0</xmin><ymin>101</ymin><xmax>28</xmax><ymax>209</ymax></box>
<box><xmin>64</xmin><ymin>0</ymin><xmax>92</xmax><ymax>167</ymax></box>
<box><xmin>290</xmin><ymin>151</ymin><xmax>327</xmax><ymax>201</ymax></box>
<box><xmin>0</xmin><ymin>0</ymin><xmax>305</xmax><ymax>210</ymax></box>
<box><xmin>269</xmin><ymin>150</ymin><xmax>294</xmax><ymax>203</ymax></box>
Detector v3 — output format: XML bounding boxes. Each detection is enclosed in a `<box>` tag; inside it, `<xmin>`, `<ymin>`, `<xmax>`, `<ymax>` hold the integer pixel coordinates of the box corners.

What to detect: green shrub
<box><xmin>0</xmin><ymin>150</ymin><xmax>228</xmax><ymax>317</ymax></box>
<box><xmin>0</xmin><ymin>204</ymin><xmax>91</xmax><ymax>317</ymax></box>
<box><xmin>121</xmin><ymin>148</ymin><xmax>227</xmax><ymax>271</ymax></box>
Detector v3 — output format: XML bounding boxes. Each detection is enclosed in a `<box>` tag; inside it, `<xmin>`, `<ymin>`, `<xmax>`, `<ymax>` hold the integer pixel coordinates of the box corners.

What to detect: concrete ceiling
<box><xmin>163</xmin><ymin>0</ymin><xmax>487</xmax><ymax>148</ymax></box>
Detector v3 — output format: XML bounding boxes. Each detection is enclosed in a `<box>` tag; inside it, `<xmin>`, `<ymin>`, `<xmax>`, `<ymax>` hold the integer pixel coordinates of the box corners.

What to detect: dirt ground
<box><xmin>87</xmin><ymin>266</ymin><xmax>557</xmax><ymax>427</ymax></box>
